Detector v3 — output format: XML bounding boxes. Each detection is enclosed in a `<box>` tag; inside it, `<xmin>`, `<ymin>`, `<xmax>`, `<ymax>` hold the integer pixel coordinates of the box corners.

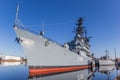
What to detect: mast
<box><xmin>114</xmin><ymin>48</ymin><xmax>116</xmax><ymax>59</ymax></box>
<box><xmin>105</xmin><ymin>50</ymin><xmax>109</xmax><ymax>59</ymax></box>
<box><xmin>68</xmin><ymin>17</ymin><xmax>91</xmax><ymax>55</ymax></box>
<box><xmin>75</xmin><ymin>17</ymin><xmax>91</xmax><ymax>45</ymax></box>
<box><xmin>76</xmin><ymin>17</ymin><xmax>84</xmax><ymax>37</ymax></box>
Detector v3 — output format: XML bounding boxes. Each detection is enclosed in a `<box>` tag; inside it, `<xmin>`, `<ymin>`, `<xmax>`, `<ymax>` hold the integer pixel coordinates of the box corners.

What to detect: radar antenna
<box><xmin>76</xmin><ymin>17</ymin><xmax>84</xmax><ymax>37</ymax></box>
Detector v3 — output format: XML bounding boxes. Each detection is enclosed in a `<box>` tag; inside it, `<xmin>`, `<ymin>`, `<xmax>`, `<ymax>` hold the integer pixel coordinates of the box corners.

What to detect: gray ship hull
<box><xmin>14</xmin><ymin>27</ymin><xmax>94</xmax><ymax>67</ymax></box>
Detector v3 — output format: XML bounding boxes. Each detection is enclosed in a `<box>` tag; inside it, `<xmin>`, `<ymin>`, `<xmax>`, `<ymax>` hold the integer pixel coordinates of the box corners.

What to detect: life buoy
<box><xmin>45</xmin><ymin>41</ymin><xmax>49</xmax><ymax>46</ymax></box>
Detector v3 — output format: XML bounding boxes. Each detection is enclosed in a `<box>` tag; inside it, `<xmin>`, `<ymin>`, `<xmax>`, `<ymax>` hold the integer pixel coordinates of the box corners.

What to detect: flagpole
<box><xmin>15</xmin><ymin>2</ymin><xmax>19</xmax><ymax>24</ymax></box>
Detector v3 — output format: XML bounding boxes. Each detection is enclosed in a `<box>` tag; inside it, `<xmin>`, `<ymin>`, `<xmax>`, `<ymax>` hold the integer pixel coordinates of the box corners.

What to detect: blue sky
<box><xmin>0</xmin><ymin>0</ymin><xmax>120</xmax><ymax>58</ymax></box>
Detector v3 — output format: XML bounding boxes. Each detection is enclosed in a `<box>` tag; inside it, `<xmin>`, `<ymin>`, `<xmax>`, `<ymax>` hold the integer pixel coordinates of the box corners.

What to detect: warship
<box><xmin>98</xmin><ymin>50</ymin><xmax>115</xmax><ymax>66</ymax></box>
<box><xmin>13</xmin><ymin>4</ymin><xmax>95</xmax><ymax>75</ymax></box>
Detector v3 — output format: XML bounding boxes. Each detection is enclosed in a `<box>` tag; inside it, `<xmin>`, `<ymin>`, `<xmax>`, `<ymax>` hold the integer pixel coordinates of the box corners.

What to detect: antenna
<box><xmin>40</xmin><ymin>19</ymin><xmax>45</xmax><ymax>36</ymax></box>
<box><xmin>84</xmin><ymin>27</ymin><xmax>87</xmax><ymax>37</ymax></box>
<box><xmin>105</xmin><ymin>49</ymin><xmax>109</xmax><ymax>57</ymax></box>
<box><xmin>64</xmin><ymin>26</ymin><xmax>67</xmax><ymax>43</ymax></box>
<box><xmin>114</xmin><ymin>48</ymin><xmax>116</xmax><ymax>59</ymax></box>
<box><xmin>41</xmin><ymin>19</ymin><xmax>44</xmax><ymax>31</ymax></box>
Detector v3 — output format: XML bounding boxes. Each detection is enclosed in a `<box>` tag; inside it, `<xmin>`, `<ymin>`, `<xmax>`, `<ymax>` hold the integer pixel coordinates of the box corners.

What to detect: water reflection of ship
<box><xmin>29</xmin><ymin>68</ymin><xmax>97</xmax><ymax>80</ymax></box>
<box><xmin>98</xmin><ymin>65</ymin><xmax>115</xmax><ymax>80</ymax></box>
<box><xmin>0</xmin><ymin>61</ymin><xmax>27</xmax><ymax>66</ymax></box>
<box><xmin>0</xmin><ymin>62</ymin><xmax>22</xmax><ymax>66</ymax></box>
<box><xmin>116</xmin><ymin>62</ymin><xmax>120</xmax><ymax>70</ymax></box>
<box><xmin>99</xmin><ymin>65</ymin><xmax>115</xmax><ymax>71</ymax></box>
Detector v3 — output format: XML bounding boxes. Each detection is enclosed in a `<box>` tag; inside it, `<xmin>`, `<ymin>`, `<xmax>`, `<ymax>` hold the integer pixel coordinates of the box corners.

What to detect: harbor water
<box><xmin>0</xmin><ymin>63</ymin><xmax>120</xmax><ymax>80</ymax></box>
